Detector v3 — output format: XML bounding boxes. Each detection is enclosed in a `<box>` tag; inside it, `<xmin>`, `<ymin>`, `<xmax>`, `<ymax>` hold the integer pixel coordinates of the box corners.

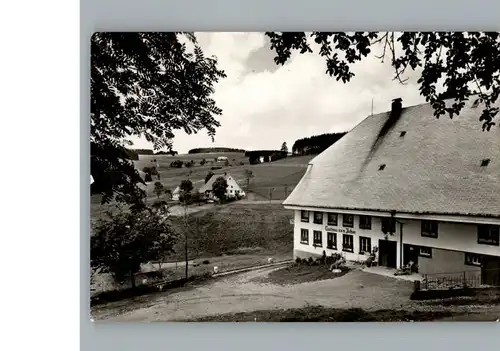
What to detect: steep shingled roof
<box><xmin>198</xmin><ymin>173</ymin><xmax>233</xmax><ymax>193</ymax></box>
<box><xmin>283</xmin><ymin>99</ymin><xmax>500</xmax><ymax>218</ymax></box>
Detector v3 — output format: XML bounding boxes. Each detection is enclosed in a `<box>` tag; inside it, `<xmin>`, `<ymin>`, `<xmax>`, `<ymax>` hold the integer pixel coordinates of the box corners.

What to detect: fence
<box><xmin>420</xmin><ymin>268</ymin><xmax>500</xmax><ymax>291</ymax></box>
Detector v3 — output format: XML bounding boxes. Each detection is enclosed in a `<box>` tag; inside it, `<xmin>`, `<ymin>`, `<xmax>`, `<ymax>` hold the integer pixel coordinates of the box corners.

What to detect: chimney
<box><xmin>391</xmin><ymin>98</ymin><xmax>402</xmax><ymax>115</ymax></box>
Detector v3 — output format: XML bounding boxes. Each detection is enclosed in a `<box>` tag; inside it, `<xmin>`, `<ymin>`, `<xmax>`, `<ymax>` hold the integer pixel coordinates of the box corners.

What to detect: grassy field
<box><xmin>91</xmin><ymin>203</ymin><xmax>294</xmax><ymax>293</ymax></box>
<box><xmin>252</xmin><ymin>264</ymin><xmax>350</xmax><ymax>286</ymax></box>
<box><xmin>170</xmin><ymin>202</ymin><xmax>294</xmax><ymax>260</ymax></box>
<box><xmin>90</xmin><ymin>153</ymin><xmax>314</xmax><ymax>219</ymax></box>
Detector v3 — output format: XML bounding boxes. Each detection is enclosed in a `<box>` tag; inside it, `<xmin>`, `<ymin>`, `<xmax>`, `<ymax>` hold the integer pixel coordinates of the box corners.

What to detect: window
<box><xmin>301</xmin><ymin>210</ymin><xmax>309</xmax><ymax>223</ymax></box>
<box><xmin>327</xmin><ymin>232</ymin><xmax>337</xmax><ymax>249</ymax></box>
<box><xmin>313</xmin><ymin>212</ymin><xmax>324</xmax><ymax>225</ymax></box>
<box><xmin>419</xmin><ymin>246</ymin><xmax>432</xmax><ymax>258</ymax></box>
<box><xmin>300</xmin><ymin>229</ymin><xmax>309</xmax><ymax>244</ymax></box>
<box><xmin>381</xmin><ymin>218</ymin><xmax>396</xmax><ymax>233</ymax></box>
<box><xmin>313</xmin><ymin>231</ymin><xmax>323</xmax><ymax>247</ymax></box>
<box><xmin>359</xmin><ymin>215</ymin><xmax>372</xmax><ymax>230</ymax></box>
<box><xmin>465</xmin><ymin>253</ymin><xmax>482</xmax><ymax>267</ymax></box>
<box><xmin>327</xmin><ymin>213</ymin><xmax>338</xmax><ymax>226</ymax></box>
<box><xmin>421</xmin><ymin>220</ymin><xmax>438</xmax><ymax>238</ymax></box>
<box><xmin>359</xmin><ymin>237</ymin><xmax>371</xmax><ymax>254</ymax></box>
<box><xmin>481</xmin><ymin>159</ymin><xmax>490</xmax><ymax>167</ymax></box>
<box><xmin>343</xmin><ymin>214</ymin><xmax>354</xmax><ymax>228</ymax></box>
<box><xmin>342</xmin><ymin>234</ymin><xmax>354</xmax><ymax>253</ymax></box>
<box><xmin>378</xmin><ymin>164</ymin><xmax>386</xmax><ymax>171</ymax></box>
<box><xmin>478</xmin><ymin>225</ymin><xmax>500</xmax><ymax>246</ymax></box>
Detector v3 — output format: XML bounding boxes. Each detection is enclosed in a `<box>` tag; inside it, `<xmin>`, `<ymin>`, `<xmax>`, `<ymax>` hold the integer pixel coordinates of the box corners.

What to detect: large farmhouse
<box><xmin>198</xmin><ymin>172</ymin><xmax>246</xmax><ymax>200</ymax></box>
<box><xmin>283</xmin><ymin>98</ymin><xmax>500</xmax><ymax>284</ymax></box>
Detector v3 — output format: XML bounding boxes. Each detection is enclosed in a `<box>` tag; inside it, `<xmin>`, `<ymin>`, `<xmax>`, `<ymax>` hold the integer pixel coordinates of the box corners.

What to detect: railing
<box><xmin>421</xmin><ymin>268</ymin><xmax>500</xmax><ymax>291</ymax></box>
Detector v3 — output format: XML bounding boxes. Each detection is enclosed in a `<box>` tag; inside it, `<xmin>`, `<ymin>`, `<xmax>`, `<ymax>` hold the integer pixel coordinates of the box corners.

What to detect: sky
<box><xmin>130</xmin><ymin>32</ymin><xmax>431</xmax><ymax>154</ymax></box>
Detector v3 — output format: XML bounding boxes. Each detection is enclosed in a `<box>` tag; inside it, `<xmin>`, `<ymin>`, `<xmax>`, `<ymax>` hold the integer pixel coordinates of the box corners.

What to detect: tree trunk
<box><xmin>184</xmin><ymin>201</ymin><xmax>189</xmax><ymax>279</ymax></box>
<box><xmin>130</xmin><ymin>269</ymin><xmax>136</xmax><ymax>289</ymax></box>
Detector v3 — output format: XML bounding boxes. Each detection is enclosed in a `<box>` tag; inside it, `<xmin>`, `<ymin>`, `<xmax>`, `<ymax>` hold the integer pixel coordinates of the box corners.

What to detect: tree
<box><xmin>91</xmin><ymin>208</ymin><xmax>177</xmax><ymax>288</ymax></box>
<box><xmin>154</xmin><ymin>181</ymin><xmax>164</xmax><ymax>199</ymax></box>
<box><xmin>205</xmin><ymin>171</ymin><xmax>215</xmax><ymax>184</ymax></box>
<box><xmin>281</xmin><ymin>142</ymin><xmax>288</xmax><ymax>154</ymax></box>
<box><xmin>179</xmin><ymin>179</ymin><xmax>194</xmax><ymax>200</ymax></box>
<box><xmin>91</xmin><ymin>32</ymin><xmax>226</xmax><ymax>211</ymax></box>
<box><xmin>212</xmin><ymin>176</ymin><xmax>228</xmax><ymax>202</ymax></box>
<box><xmin>266</xmin><ymin>32</ymin><xmax>500</xmax><ymax>131</ymax></box>
<box><xmin>244</xmin><ymin>169</ymin><xmax>254</xmax><ymax>187</ymax></box>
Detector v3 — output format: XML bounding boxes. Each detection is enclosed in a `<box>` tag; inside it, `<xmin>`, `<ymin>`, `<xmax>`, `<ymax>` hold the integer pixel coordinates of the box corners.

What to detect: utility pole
<box><xmin>371</xmin><ymin>98</ymin><xmax>374</xmax><ymax>116</ymax></box>
<box><xmin>184</xmin><ymin>197</ymin><xmax>189</xmax><ymax>279</ymax></box>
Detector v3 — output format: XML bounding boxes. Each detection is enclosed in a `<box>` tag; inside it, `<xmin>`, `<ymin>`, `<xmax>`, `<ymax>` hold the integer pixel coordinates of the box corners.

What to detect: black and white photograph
<box><xmin>90</xmin><ymin>32</ymin><xmax>500</xmax><ymax>322</ymax></box>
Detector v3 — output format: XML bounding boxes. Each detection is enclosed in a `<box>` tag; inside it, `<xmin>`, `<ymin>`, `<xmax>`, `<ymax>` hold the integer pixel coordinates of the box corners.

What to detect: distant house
<box><xmin>198</xmin><ymin>173</ymin><xmax>245</xmax><ymax>200</ymax></box>
<box><xmin>217</xmin><ymin>156</ymin><xmax>228</xmax><ymax>162</ymax></box>
<box><xmin>172</xmin><ymin>186</ymin><xmax>181</xmax><ymax>201</ymax></box>
<box><xmin>283</xmin><ymin>98</ymin><xmax>500</xmax><ymax>284</ymax></box>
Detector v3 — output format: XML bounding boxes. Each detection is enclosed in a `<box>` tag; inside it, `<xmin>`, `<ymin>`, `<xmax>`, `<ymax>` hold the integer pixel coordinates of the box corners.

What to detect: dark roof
<box><xmin>283</xmin><ymin>99</ymin><xmax>500</xmax><ymax>218</ymax></box>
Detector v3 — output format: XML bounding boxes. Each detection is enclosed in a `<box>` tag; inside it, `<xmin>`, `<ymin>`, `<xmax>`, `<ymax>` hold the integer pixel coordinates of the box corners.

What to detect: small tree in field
<box><xmin>91</xmin><ymin>209</ymin><xmax>177</xmax><ymax>288</ymax></box>
<box><xmin>244</xmin><ymin>169</ymin><xmax>254</xmax><ymax>187</ymax></box>
<box><xmin>212</xmin><ymin>176</ymin><xmax>228</xmax><ymax>203</ymax></box>
<box><xmin>281</xmin><ymin>142</ymin><xmax>288</xmax><ymax>154</ymax></box>
<box><xmin>154</xmin><ymin>181</ymin><xmax>164</xmax><ymax>199</ymax></box>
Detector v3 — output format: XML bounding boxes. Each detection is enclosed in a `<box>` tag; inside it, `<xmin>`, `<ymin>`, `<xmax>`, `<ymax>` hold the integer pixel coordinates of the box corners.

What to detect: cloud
<box><xmin>130</xmin><ymin>32</ymin><xmax>430</xmax><ymax>153</ymax></box>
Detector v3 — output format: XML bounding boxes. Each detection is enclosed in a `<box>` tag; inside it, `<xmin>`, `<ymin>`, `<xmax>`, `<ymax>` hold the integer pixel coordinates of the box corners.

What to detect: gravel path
<box><xmin>90</xmin><ymin>265</ymin><xmax>500</xmax><ymax>322</ymax></box>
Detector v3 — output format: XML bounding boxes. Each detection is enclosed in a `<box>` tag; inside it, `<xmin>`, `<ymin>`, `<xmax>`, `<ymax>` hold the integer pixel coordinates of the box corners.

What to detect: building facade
<box><xmin>287</xmin><ymin>207</ymin><xmax>500</xmax><ymax>278</ymax></box>
<box><xmin>283</xmin><ymin>98</ymin><xmax>500</xmax><ymax>281</ymax></box>
<box><xmin>198</xmin><ymin>173</ymin><xmax>246</xmax><ymax>200</ymax></box>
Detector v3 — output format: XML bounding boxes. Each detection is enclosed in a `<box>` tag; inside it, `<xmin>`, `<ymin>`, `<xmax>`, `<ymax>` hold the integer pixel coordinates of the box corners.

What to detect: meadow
<box><xmin>91</xmin><ymin>152</ymin><xmax>314</xmax><ymax>219</ymax></box>
<box><xmin>91</xmin><ymin>203</ymin><xmax>295</xmax><ymax>293</ymax></box>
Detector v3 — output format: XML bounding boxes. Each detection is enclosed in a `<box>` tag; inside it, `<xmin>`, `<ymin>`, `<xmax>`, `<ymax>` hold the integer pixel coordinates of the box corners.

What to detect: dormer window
<box><xmin>400</xmin><ymin>131</ymin><xmax>406</xmax><ymax>137</ymax></box>
<box><xmin>379</xmin><ymin>164</ymin><xmax>386</xmax><ymax>171</ymax></box>
<box><xmin>481</xmin><ymin>159</ymin><xmax>490</xmax><ymax>167</ymax></box>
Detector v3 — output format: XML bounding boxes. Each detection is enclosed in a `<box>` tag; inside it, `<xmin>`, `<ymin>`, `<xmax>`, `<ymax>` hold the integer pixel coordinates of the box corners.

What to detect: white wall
<box><xmin>226</xmin><ymin>176</ymin><xmax>245</xmax><ymax>197</ymax></box>
<box><xmin>293</xmin><ymin>210</ymin><xmax>400</xmax><ymax>265</ymax></box>
<box><xmin>293</xmin><ymin>209</ymin><xmax>500</xmax><ymax>268</ymax></box>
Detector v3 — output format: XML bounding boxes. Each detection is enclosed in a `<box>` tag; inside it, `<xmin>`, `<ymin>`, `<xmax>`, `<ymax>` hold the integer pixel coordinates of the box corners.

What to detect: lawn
<box><xmin>192</xmin><ymin>306</ymin><xmax>457</xmax><ymax>322</ymax></box>
<box><xmin>170</xmin><ymin>203</ymin><xmax>294</xmax><ymax>261</ymax></box>
<box><xmin>252</xmin><ymin>263</ymin><xmax>350</xmax><ymax>285</ymax></box>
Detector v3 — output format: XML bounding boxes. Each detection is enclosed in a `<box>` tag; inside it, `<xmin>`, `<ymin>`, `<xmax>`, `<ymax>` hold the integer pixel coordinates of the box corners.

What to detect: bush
<box><xmin>239</xmin><ymin>161</ymin><xmax>244</xmax><ymax>166</ymax></box>
<box><xmin>170</xmin><ymin>160</ymin><xmax>183</xmax><ymax>168</ymax></box>
<box><xmin>295</xmin><ymin>257</ymin><xmax>302</xmax><ymax>264</ymax></box>
<box><xmin>202</xmin><ymin>260</ymin><xmax>210</xmax><ymax>265</ymax></box>
<box><xmin>308</xmin><ymin>257</ymin><xmax>314</xmax><ymax>265</ymax></box>
<box><xmin>211</xmin><ymin>166</ymin><xmax>222</xmax><ymax>170</ymax></box>
<box><xmin>144</xmin><ymin>173</ymin><xmax>153</xmax><ymax>182</ymax></box>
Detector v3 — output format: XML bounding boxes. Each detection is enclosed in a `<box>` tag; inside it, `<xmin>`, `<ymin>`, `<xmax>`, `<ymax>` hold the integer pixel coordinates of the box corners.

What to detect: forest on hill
<box><xmin>292</xmin><ymin>132</ymin><xmax>347</xmax><ymax>156</ymax></box>
<box><xmin>188</xmin><ymin>147</ymin><xmax>246</xmax><ymax>154</ymax></box>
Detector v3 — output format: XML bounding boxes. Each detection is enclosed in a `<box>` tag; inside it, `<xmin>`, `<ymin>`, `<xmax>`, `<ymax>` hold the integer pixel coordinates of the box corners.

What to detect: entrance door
<box><xmin>378</xmin><ymin>239</ymin><xmax>397</xmax><ymax>268</ymax></box>
<box><xmin>482</xmin><ymin>256</ymin><xmax>500</xmax><ymax>286</ymax></box>
<box><xmin>403</xmin><ymin>244</ymin><xmax>419</xmax><ymax>273</ymax></box>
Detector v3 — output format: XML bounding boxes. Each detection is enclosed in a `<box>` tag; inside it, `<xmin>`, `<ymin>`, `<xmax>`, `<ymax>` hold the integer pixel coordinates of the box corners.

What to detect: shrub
<box><xmin>202</xmin><ymin>260</ymin><xmax>210</xmax><ymax>265</ymax></box>
<box><xmin>211</xmin><ymin>166</ymin><xmax>222</xmax><ymax>170</ymax></box>
<box><xmin>295</xmin><ymin>257</ymin><xmax>302</xmax><ymax>264</ymax></box>
<box><xmin>308</xmin><ymin>257</ymin><xmax>314</xmax><ymax>264</ymax></box>
<box><xmin>144</xmin><ymin>173</ymin><xmax>153</xmax><ymax>182</ymax></box>
<box><xmin>239</xmin><ymin>161</ymin><xmax>244</xmax><ymax>166</ymax></box>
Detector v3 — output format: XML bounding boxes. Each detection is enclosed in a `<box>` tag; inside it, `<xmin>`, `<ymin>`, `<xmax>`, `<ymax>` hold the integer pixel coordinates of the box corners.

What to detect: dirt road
<box><xmin>91</xmin><ymin>266</ymin><xmax>500</xmax><ymax>322</ymax></box>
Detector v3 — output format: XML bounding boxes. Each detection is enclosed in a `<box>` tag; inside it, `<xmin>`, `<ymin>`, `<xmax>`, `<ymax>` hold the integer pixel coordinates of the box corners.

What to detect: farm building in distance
<box><xmin>198</xmin><ymin>172</ymin><xmax>246</xmax><ymax>200</ymax></box>
<box><xmin>283</xmin><ymin>98</ymin><xmax>500</xmax><ymax>285</ymax></box>
<box><xmin>245</xmin><ymin>150</ymin><xmax>287</xmax><ymax>164</ymax></box>
<box><xmin>216</xmin><ymin>156</ymin><xmax>228</xmax><ymax>162</ymax></box>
